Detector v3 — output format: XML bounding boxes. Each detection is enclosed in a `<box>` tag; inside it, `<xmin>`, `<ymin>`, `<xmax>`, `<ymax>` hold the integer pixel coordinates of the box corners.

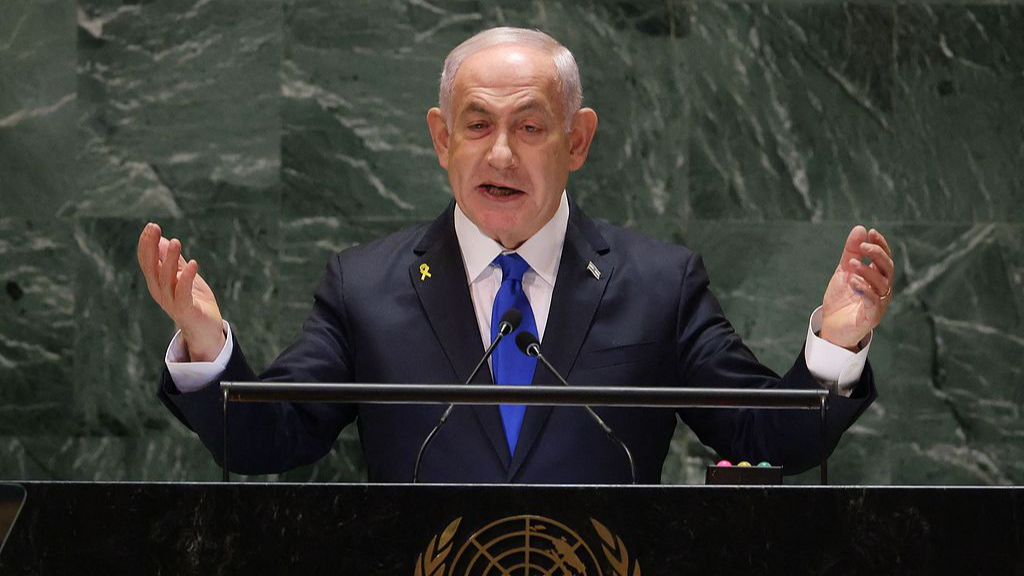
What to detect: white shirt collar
<box><xmin>454</xmin><ymin>191</ymin><xmax>569</xmax><ymax>287</ymax></box>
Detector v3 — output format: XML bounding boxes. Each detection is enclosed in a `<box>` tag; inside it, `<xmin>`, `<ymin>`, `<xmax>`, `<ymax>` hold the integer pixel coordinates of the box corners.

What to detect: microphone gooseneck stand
<box><xmin>516</xmin><ymin>331</ymin><xmax>639</xmax><ymax>485</ymax></box>
<box><xmin>412</xmin><ymin>309</ymin><xmax>522</xmax><ymax>483</ymax></box>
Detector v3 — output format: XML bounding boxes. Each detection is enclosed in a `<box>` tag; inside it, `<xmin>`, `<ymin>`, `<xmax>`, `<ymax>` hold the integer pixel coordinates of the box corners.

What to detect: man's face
<box><xmin>427</xmin><ymin>45</ymin><xmax>596</xmax><ymax>249</ymax></box>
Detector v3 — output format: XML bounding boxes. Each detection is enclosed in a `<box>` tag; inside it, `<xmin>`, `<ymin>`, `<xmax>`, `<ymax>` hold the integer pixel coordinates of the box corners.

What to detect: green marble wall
<box><xmin>1</xmin><ymin>0</ymin><xmax>1021</xmax><ymax>485</ymax></box>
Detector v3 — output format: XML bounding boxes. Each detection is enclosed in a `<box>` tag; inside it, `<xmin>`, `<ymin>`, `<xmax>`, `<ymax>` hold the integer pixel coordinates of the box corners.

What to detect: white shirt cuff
<box><xmin>804</xmin><ymin>306</ymin><xmax>870</xmax><ymax>396</ymax></box>
<box><xmin>164</xmin><ymin>320</ymin><xmax>234</xmax><ymax>392</ymax></box>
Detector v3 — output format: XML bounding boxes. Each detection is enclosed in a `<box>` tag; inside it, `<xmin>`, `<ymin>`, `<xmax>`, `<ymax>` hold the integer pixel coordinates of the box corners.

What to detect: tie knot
<box><xmin>494</xmin><ymin>253</ymin><xmax>530</xmax><ymax>283</ymax></box>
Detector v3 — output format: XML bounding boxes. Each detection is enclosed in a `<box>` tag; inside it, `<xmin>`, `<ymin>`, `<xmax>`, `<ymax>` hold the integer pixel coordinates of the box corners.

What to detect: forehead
<box><xmin>451</xmin><ymin>45</ymin><xmax>560</xmax><ymax>112</ymax></box>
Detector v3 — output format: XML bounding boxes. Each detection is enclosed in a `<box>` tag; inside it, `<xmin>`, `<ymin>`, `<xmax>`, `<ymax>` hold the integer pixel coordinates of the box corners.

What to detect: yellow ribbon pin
<box><xmin>419</xmin><ymin>263</ymin><xmax>432</xmax><ymax>281</ymax></box>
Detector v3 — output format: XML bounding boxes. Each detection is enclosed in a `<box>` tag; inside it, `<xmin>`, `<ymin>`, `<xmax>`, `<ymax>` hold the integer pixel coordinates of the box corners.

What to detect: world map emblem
<box><xmin>413</xmin><ymin>515</ymin><xmax>642</xmax><ymax>576</ymax></box>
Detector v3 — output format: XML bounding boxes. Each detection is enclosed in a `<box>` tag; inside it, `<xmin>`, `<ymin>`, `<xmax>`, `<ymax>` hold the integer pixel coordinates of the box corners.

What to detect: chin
<box><xmin>478</xmin><ymin>217</ymin><xmax>522</xmax><ymax>239</ymax></box>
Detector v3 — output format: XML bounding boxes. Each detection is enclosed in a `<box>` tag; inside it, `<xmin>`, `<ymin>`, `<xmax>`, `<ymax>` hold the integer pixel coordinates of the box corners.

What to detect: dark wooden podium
<box><xmin>1</xmin><ymin>482</ymin><xmax>1021</xmax><ymax>575</ymax></box>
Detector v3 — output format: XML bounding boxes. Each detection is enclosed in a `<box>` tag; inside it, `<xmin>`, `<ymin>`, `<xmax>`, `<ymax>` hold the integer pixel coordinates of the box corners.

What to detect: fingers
<box><xmin>843</xmin><ymin>225</ymin><xmax>895</xmax><ymax>302</ymax></box>
<box><xmin>860</xmin><ymin>240</ymin><xmax>894</xmax><ymax>280</ymax></box>
<box><xmin>138</xmin><ymin>223</ymin><xmax>208</xmax><ymax>330</ymax></box>
<box><xmin>843</xmin><ymin>225</ymin><xmax>868</xmax><ymax>252</ymax></box>
<box><xmin>849</xmin><ymin>258</ymin><xmax>887</xmax><ymax>296</ymax></box>
<box><xmin>848</xmin><ymin>273</ymin><xmax>882</xmax><ymax>308</ymax></box>
<box><xmin>137</xmin><ymin>223</ymin><xmax>164</xmax><ymax>303</ymax></box>
<box><xmin>160</xmin><ymin>238</ymin><xmax>182</xmax><ymax>302</ymax></box>
<box><xmin>137</xmin><ymin>223</ymin><xmax>160</xmax><ymax>275</ymax></box>
<box><xmin>175</xmin><ymin>259</ymin><xmax>198</xmax><ymax>312</ymax></box>
<box><xmin>870</xmin><ymin>228</ymin><xmax>892</xmax><ymax>259</ymax></box>
<box><xmin>158</xmin><ymin>235</ymin><xmax>169</xmax><ymax>261</ymax></box>
<box><xmin>840</xmin><ymin>225</ymin><xmax>868</xmax><ymax>268</ymax></box>
<box><xmin>158</xmin><ymin>235</ymin><xmax>187</xmax><ymax>268</ymax></box>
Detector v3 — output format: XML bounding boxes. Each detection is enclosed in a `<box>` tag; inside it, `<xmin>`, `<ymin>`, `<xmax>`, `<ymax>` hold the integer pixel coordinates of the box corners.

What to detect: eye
<box><xmin>521</xmin><ymin>124</ymin><xmax>542</xmax><ymax>134</ymax></box>
<box><xmin>467</xmin><ymin>122</ymin><xmax>488</xmax><ymax>131</ymax></box>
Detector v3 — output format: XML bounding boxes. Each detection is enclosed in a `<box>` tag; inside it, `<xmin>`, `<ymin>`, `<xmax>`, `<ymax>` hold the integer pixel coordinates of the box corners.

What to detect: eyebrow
<box><xmin>462</xmin><ymin>99</ymin><xmax>550</xmax><ymax>117</ymax></box>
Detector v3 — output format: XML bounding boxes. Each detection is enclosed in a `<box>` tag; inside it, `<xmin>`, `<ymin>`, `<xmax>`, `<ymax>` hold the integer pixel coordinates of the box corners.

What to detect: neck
<box><xmin>495</xmin><ymin>236</ymin><xmax>526</xmax><ymax>251</ymax></box>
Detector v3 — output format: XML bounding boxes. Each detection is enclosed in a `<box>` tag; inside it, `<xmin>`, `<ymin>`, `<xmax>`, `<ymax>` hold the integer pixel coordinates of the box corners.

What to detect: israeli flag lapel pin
<box><xmin>586</xmin><ymin>261</ymin><xmax>601</xmax><ymax>280</ymax></box>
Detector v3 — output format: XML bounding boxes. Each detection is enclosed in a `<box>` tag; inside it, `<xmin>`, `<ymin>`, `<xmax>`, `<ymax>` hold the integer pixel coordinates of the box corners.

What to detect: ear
<box><xmin>567</xmin><ymin>108</ymin><xmax>598</xmax><ymax>172</ymax></box>
<box><xmin>426</xmin><ymin>107</ymin><xmax>450</xmax><ymax>170</ymax></box>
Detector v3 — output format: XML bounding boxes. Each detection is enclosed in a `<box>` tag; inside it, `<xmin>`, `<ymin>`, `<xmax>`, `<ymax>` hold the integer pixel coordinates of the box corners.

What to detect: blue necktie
<box><xmin>490</xmin><ymin>253</ymin><xmax>538</xmax><ymax>455</ymax></box>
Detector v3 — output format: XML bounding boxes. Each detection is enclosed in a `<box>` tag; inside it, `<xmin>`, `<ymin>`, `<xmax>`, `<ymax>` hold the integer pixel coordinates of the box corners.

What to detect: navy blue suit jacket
<box><xmin>158</xmin><ymin>200</ymin><xmax>876</xmax><ymax>483</ymax></box>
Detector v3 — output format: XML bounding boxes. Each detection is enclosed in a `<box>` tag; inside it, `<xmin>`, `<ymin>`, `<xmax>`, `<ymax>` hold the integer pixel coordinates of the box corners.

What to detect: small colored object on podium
<box><xmin>705</xmin><ymin>460</ymin><xmax>783</xmax><ymax>485</ymax></box>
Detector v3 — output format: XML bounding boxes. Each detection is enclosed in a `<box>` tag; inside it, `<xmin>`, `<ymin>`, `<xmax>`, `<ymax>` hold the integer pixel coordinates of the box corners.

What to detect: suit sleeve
<box><xmin>674</xmin><ymin>253</ymin><xmax>877</xmax><ymax>475</ymax></box>
<box><xmin>157</xmin><ymin>254</ymin><xmax>359</xmax><ymax>475</ymax></box>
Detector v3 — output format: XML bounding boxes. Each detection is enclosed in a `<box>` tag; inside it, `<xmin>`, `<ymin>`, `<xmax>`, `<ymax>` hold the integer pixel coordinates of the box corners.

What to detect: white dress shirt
<box><xmin>454</xmin><ymin>190</ymin><xmax>569</xmax><ymax>347</ymax></box>
<box><xmin>167</xmin><ymin>191</ymin><xmax>869</xmax><ymax>395</ymax></box>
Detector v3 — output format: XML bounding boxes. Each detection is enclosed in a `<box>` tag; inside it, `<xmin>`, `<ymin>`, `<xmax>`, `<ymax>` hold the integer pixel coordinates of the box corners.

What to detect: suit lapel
<box><xmin>507</xmin><ymin>205</ymin><xmax>614</xmax><ymax>480</ymax></box>
<box><xmin>410</xmin><ymin>203</ymin><xmax>511</xmax><ymax>468</ymax></box>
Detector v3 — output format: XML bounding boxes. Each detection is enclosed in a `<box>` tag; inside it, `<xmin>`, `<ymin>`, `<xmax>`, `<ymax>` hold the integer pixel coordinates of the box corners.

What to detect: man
<box><xmin>138</xmin><ymin>27</ymin><xmax>894</xmax><ymax>483</ymax></box>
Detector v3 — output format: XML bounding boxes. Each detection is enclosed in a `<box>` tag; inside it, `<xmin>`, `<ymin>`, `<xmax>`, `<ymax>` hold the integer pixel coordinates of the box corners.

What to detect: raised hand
<box><xmin>820</xmin><ymin>226</ymin><xmax>895</xmax><ymax>351</ymax></box>
<box><xmin>137</xmin><ymin>223</ymin><xmax>225</xmax><ymax>362</ymax></box>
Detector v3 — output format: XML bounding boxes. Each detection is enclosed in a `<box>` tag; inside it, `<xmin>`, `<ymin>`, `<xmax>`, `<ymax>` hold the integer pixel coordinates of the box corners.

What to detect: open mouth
<box><xmin>479</xmin><ymin>184</ymin><xmax>524</xmax><ymax>198</ymax></box>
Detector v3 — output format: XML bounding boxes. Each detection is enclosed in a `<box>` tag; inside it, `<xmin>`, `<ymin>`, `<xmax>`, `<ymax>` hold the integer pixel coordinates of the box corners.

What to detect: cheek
<box><xmin>449</xmin><ymin>147</ymin><xmax>482</xmax><ymax>177</ymax></box>
<box><xmin>534</xmin><ymin>156</ymin><xmax>567</xmax><ymax>189</ymax></box>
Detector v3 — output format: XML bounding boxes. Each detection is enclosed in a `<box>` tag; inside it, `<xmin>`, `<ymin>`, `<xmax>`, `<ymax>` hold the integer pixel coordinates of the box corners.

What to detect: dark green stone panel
<box><xmin>685</xmin><ymin>3</ymin><xmax>1024</xmax><ymax>223</ymax></box>
<box><xmin>281</xmin><ymin>0</ymin><xmax>452</xmax><ymax>222</ymax></box>
<box><xmin>890</xmin><ymin>6</ymin><xmax>1024</xmax><ymax>222</ymax></box>
<box><xmin>0</xmin><ymin>430</ymin><xmax>365</xmax><ymax>482</ymax></box>
<box><xmin>0</xmin><ymin>434</ymin><xmax>209</xmax><ymax>481</ymax></box>
<box><xmin>0</xmin><ymin>0</ymin><xmax>76</xmax><ymax>219</ymax></box>
<box><xmin>70</xmin><ymin>0</ymin><xmax>282</xmax><ymax>218</ymax></box>
<box><xmin>686</xmin><ymin>3</ymin><xmax>898</xmax><ymax>222</ymax></box>
<box><xmin>0</xmin><ymin>219</ymin><xmax>76</xmax><ymax>435</ymax></box>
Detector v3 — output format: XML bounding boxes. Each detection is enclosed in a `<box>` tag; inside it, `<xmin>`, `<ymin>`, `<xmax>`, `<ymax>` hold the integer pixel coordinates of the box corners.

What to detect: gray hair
<box><xmin>439</xmin><ymin>27</ymin><xmax>583</xmax><ymax>132</ymax></box>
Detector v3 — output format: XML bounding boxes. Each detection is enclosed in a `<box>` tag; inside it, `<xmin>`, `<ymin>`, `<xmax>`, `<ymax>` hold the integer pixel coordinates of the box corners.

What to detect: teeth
<box><xmin>484</xmin><ymin>185</ymin><xmax>518</xmax><ymax>196</ymax></box>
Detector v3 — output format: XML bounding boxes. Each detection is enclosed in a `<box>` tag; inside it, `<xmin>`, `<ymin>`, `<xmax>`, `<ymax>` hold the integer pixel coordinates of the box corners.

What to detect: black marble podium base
<box><xmin>1</xmin><ymin>482</ymin><xmax>1021</xmax><ymax>575</ymax></box>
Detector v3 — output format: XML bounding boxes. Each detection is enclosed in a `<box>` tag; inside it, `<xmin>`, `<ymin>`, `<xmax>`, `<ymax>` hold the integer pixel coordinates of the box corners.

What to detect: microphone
<box><xmin>515</xmin><ymin>331</ymin><xmax>638</xmax><ymax>484</ymax></box>
<box><xmin>412</xmin><ymin>309</ymin><xmax>522</xmax><ymax>483</ymax></box>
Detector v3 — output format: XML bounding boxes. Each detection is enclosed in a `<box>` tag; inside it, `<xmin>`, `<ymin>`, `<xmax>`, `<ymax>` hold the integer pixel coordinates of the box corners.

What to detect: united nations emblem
<box><xmin>413</xmin><ymin>515</ymin><xmax>642</xmax><ymax>576</ymax></box>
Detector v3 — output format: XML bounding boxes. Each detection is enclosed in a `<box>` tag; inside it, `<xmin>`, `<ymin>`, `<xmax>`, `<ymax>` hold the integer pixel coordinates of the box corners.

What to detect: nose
<box><xmin>486</xmin><ymin>130</ymin><xmax>516</xmax><ymax>170</ymax></box>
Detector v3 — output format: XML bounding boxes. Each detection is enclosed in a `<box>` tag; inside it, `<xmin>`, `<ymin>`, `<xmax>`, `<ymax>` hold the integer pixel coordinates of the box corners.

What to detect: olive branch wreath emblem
<box><xmin>414</xmin><ymin>517</ymin><xmax>462</xmax><ymax>576</ymax></box>
<box><xmin>590</xmin><ymin>518</ymin><xmax>642</xmax><ymax>576</ymax></box>
<box><xmin>413</xmin><ymin>516</ymin><xmax>641</xmax><ymax>576</ymax></box>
